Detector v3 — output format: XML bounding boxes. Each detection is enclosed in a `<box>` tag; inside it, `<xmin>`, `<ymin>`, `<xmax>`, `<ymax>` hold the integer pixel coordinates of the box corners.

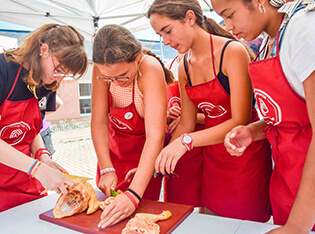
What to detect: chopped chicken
<box><xmin>121</xmin><ymin>211</ymin><xmax>172</xmax><ymax>234</ymax></box>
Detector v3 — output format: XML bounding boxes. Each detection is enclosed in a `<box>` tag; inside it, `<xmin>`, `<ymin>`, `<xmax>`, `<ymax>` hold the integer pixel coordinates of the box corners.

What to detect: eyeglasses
<box><xmin>51</xmin><ymin>54</ymin><xmax>80</xmax><ymax>79</ymax></box>
<box><xmin>97</xmin><ymin>63</ymin><xmax>134</xmax><ymax>82</ymax></box>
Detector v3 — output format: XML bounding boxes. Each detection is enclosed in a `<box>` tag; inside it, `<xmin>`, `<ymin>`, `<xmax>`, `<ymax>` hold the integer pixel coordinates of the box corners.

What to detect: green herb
<box><xmin>111</xmin><ymin>190</ymin><xmax>118</xmax><ymax>197</ymax></box>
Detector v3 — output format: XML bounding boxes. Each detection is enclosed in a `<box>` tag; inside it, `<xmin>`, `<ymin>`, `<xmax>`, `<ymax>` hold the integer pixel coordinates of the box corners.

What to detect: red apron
<box><xmin>185</xmin><ymin>34</ymin><xmax>272</xmax><ymax>222</ymax></box>
<box><xmin>248</xmin><ymin>17</ymin><xmax>313</xmax><ymax>228</ymax></box>
<box><xmin>0</xmin><ymin>65</ymin><xmax>44</xmax><ymax>212</ymax></box>
<box><xmin>96</xmin><ymin>81</ymin><xmax>161</xmax><ymax>200</ymax></box>
<box><xmin>165</xmin><ymin>81</ymin><xmax>204</xmax><ymax>207</ymax></box>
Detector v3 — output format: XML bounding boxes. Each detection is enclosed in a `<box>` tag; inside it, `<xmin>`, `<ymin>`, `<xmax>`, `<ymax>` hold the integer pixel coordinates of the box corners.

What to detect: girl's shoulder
<box><xmin>138</xmin><ymin>54</ymin><xmax>164</xmax><ymax>78</ymax></box>
<box><xmin>140</xmin><ymin>54</ymin><xmax>161</xmax><ymax>68</ymax></box>
<box><xmin>289</xmin><ymin>8</ymin><xmax>315</xmax><ymax>27</ymax></box>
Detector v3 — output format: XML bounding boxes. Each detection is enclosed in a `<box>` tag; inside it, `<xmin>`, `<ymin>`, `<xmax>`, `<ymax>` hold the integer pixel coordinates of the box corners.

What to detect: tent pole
<box><xmin>159</xmin><ymin>36</ymin><xmax>164</xmax><ymax>62</ymax></box>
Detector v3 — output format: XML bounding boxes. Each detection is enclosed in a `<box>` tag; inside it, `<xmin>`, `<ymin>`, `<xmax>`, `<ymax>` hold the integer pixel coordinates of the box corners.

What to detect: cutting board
<box><xmin>39</xmin><ymin>191</ymin><xmax>193</xmax><ymax>234</ymax></box>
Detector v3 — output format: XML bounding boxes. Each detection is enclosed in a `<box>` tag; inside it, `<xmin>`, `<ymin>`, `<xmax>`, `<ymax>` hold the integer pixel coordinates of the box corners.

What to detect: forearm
<box><xmin>191</xmin><ymin>117</ymin><xmax>247</xmax><ymax>147</ymax></box>
<box><xmin>91</xmin><ymin>120</ymin><xmax>113</xmax><ymax>169</ymax></box>
<box><xmin>170</xmin><ymin>119</ymin><xmax>196</xmax><ymax>143</ymax></box>
<box><xmin>30</xmin><ymin>134</ymin><xmax>45</xmax><ymax>154</ymax></box>
<box><xmin>129</xmin><ymin>135</ymin><xmax>164</xmax><ymax>197</ymax></box>
<box><xmin>285</xmin><ymin>139</ymin><xmax>315</xmax><ymax>233</ymax></box>
<box><xmin>0</xmin><ymin>139</ymin><xmax>37</xmax><ymax>173</ymax></box>
<box><xmin>247</xmin><ymin>120</ymin><xmax>268</xmax><ymax>141</ymax></box>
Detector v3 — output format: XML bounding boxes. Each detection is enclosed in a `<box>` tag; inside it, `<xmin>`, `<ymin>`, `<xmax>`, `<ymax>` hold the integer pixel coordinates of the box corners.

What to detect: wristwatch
<box><xmin>181</xmin><ymin>133</ymin><xmax>193</xmax><ymax>151</ymax></box>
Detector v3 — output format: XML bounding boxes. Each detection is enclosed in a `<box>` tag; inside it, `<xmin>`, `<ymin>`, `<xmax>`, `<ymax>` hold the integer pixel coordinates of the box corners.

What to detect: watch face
<box><xmin>183</xmin><ymin>135</ymin><xmax>192</xmax><ymax>144</ymax></box>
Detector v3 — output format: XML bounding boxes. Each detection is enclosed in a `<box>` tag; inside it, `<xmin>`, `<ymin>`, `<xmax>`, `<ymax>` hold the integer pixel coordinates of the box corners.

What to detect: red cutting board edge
<box><xmin>39</xmin><ymin>192</ymin><xmax>193</xmax><ymax>234</ymax></box>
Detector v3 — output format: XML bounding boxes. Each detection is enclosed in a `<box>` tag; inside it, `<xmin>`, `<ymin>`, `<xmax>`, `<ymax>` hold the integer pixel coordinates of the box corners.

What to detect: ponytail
<box><xmin>142</xmin><ymin>48</ymin><xmax>174</xmax><ymax>85</ymax></box>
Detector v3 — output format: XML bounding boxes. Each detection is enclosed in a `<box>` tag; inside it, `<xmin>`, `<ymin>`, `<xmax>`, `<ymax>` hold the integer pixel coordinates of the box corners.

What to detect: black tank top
<box><xmin>183</xmin><ymin>40</ymin><xmax>232</xmax><ymax>94</ymax></box>
<box><xmin>183</xmin><ymin>40</ymin><xmax>256</xmax><ymax>106</ymax></box>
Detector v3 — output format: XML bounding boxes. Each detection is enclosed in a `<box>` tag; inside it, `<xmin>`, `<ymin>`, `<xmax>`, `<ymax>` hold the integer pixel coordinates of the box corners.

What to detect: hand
<box><xmin>224</xmin><ymin>125</ymin><xmax>253</xmax><ymax>156</ymax></box>
<box><xmin>168</xmin><ymin>116</ymin><xmax>180</xmax><ymax>135</ymax></box>
<box><xmin>98</xmin><ymin>192</ymin><xmax>136</xmax><ymax>229</ymax></box>
<box><xmin>35</xmin><ymin>163</ymin><xmax>74</xmax><ymax>194</ymax></box>
<box><xmin>155</xmin><ymin>137</ymin><xmax>187</xmax><ymax>175</ymax></box>
<box><xmin>40</xmin><ymin>154</ymin><xmax>69</xmax><ymax>174</ymax></box>
<box><xmin>167</xmin><ymin>106</ymin><xmax>181</xmax><ymax>124</ymax></box>
<box><xmin>98</xmin><ymin>172</ymin><xmax>118</xmax><ymax>197</ymax></box>
<box><xmin>125</xmin><ymin>168</ymin><xmax>137</xmax><ymax>183</ymax></box>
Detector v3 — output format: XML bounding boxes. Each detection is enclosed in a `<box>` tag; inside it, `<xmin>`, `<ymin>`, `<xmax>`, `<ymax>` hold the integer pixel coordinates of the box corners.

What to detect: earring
<box><xmin>259</xmin><ymin>3</ymin><xmax>266</xmax><ymax>14</ymax></box>
<box><xmin>39</xmin><ymin>53</ymin><xmax>42</xmax><ymax>56</ymax></box>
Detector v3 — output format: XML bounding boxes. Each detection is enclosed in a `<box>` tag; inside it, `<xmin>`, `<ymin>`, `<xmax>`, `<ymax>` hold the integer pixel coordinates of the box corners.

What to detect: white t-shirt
<box><xmin>279</xmin><ymin>9</ymin><xmax>315</xmax><ymax>99</ymax></box>
<box><xmin>165</xmin><ymin>56</ymin><xmax>180</xmax><ymax>81</ymax></box>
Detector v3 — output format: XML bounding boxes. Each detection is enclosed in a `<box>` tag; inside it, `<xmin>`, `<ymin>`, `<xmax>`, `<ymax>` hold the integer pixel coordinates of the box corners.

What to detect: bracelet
<box><xmin>126</xmin><ymin>188</ymin><xmax>142</xmax><ymax>202</ymax></box>
<box><xmin>27</xmin><ymin>159</ymin><xmax>38</xmax><ymax>175</ymax></box>
<box><xmin>30</xmin><ymin>161</ymin><xmax>42</xmax><ymax>178</ymax></box>
<box><xmin>34</xmin><ymin>148</ymin><xmax>51</xmax><ymax>160</ymax></box>
<box><xmin>27</xmin><ymin>159</ymin><xmax>43</xmax><ymax>177</ymax></box>
<box><xmin>124</xmin><ymin>191</ymin><xmax>138</xmax><ymax>209</ymax></box>
<box><xmin>100</xmin><ymin>168</ymin><xmax>116</xmax><ymax>176</ymax></box>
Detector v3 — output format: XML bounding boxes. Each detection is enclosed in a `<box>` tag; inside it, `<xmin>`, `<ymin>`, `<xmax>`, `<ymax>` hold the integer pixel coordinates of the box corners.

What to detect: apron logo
<box><xmin>109</xmin><ymin>115</ymin><xmax>132</xmax><ymax>130</ymax></box>
<box><xmin>0</xmin><ymin>121</ymin><xmax>31</xmax><ymax>145</ymax></box>
<box><xmin>168</xmin><ymin>97</ymin><xmax>181</xmax><ymax>108</ymax></box>
<box><xmin>254</xmin><ymin>89</ymin><xmax>282</xmax><ymax>125</ymax></box>
<box><xmin>124</xmin><ymin>112</ymin><xmax>133</xmax><ymax>120</ymax></box>
<box><xmin>38</xmin><ymin>96</ymin><xmax>47</xmax><ymax>111</ymax></box>
<box><xmin>198</xmin><ymin>102</ymin><xmax>227</xmax><ymax>118</ymax></box>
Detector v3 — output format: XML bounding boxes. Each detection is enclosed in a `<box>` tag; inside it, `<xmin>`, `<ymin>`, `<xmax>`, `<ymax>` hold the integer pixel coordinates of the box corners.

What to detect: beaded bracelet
<box><xmin>27</xmin><ymin>159</ymin><xmax>43</xmax><ymax>178</ymax></box>
<box><xmin>34</xmin><ymin>148</ymin><xmax>51</xmax><ymax>160</ymax></box>
<box><xmin>100</xmin><ymin>167</ymin><xmax>116</xmax><ymax>176</ymax></box>
<box><xmin>126</xmin><ymin>188</ymin><xmax>142</xmax><ymax>202</ymax></box>
<box><xmin>124</xmin><ymin>191</ymin><xmax>138</xmax><ymax>209</ymax></box>
<box><xmin>27</xmin><ymin>159</ymin><xmax>38</xmax><ymax>175</ymax></box>
<box><xmin>30</xmin><ymin>161</ymin><xmax>42</xmax><ymax>178</ymax></box>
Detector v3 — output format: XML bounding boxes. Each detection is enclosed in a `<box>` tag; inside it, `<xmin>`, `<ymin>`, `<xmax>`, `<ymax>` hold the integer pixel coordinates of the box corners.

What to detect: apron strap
<box><xmin>5</xmin><ymin>64</ymin><xmax>23</xmax><ymax>101</ymax></box>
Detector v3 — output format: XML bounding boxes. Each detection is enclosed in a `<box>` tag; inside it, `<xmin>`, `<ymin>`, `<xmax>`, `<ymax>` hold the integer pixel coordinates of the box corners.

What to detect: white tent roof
<box><xmin>0</xmin><ymin>0</ymin><xmax>220</xmax><ymax>41</ymax></box>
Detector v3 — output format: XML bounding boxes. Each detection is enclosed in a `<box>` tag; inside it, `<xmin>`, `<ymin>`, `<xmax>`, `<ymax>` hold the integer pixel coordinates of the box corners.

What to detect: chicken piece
<box><xmin>86</xmin><ymin>182</ymin><xmax>99</xmax><ymax>214</ymax></box>
<box><xmin>53</xmin><ymin>178</ymin><xmax>98</xmax><ymax>218</ymax></box>
<box><xmin>98</xmin><ymin>196</ymin><xmax>115</xmax><ymax>210</ymax></box>
<box><xmin>121</xmin><ymin>215</ymin><xmax>160</xmax><ymax>234</ymax></box>
<box><xmin>98</xmin><ymin>190</ymin><xmax>122</xmax><ymax>210</ymax></box>
<box><xmin>121</xmin><ymin>211</ymin><xmax>172</xmax><ymax>234</ymax></box>
<box><xmin>135</xmin><ymin>211</ymin><xmax>172</xmax><ymax>223</ymax></box>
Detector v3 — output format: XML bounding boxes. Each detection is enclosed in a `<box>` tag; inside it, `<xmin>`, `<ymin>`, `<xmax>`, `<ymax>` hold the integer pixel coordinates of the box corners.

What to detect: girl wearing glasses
<box><xmin>148</xmin><ymin>0</ymin><xmax>272</xmax><ymax>222</ymax></box>
<box><xmin>91</xmin><ymin>24</ymin><xmax>173</xmax><ymax>229</ymax></box>
<box><xmin>0</xmin><ymin>24</ymin><xmax>88</xmax><ymax>211</ymax></box>
<box><xmin>212</xmin><ymin>0</ymin><xmax>315</xmax><ymax>232</ymax></box>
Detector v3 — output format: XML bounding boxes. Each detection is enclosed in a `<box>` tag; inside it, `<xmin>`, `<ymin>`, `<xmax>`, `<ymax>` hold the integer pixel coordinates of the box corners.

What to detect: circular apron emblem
<box><xmin>124</xmin><ymin>112</ymin><xmax>133</xmax><ymax>120</ymax></box>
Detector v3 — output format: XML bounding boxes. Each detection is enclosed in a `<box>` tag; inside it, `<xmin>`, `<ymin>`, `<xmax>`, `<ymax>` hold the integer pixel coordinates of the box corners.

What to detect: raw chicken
<box><xmin>53</xmin><ymin>178</ymin><xmax>98</xmax><ymax>218</ymax></box>
<box><xmin>121</xmin><ymin>210</ymin><xmax>172</xmax><ymax>234</ymax></box>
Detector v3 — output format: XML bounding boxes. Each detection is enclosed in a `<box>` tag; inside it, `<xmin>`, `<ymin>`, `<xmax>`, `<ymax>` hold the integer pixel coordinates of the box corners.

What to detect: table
<box><xmin>1</xmin><ymin>193</ymin><xmax>314</xmax><ymax>234</ymax></box>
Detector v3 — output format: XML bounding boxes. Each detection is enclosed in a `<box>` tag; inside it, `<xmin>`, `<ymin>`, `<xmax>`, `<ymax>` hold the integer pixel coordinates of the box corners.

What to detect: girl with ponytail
<box><xmin>148</xmin><ymin>0</ymin><xmax>272</xmax><ymax>222</ymax></box>
<box><xmin>92</xmin><ymin>24</ymin><xmax>173</xmax><ymax>229</ymax></box>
